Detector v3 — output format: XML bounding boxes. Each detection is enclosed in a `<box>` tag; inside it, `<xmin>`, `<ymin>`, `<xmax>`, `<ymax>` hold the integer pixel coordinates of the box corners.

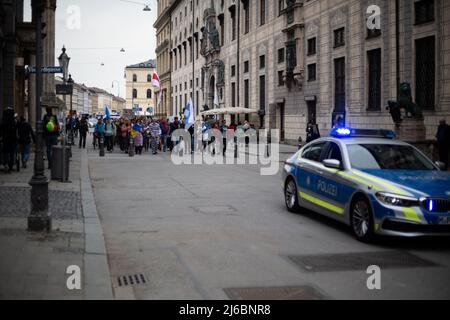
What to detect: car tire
<box><xmin>285</xmin><ymin>178</ymin><xmax>300</xmax><ymax>213</ymax></box>
<box><xmin>350</xmin><ymin>196</ymin><xmax>375</xmax><ymax>243</ymax></box>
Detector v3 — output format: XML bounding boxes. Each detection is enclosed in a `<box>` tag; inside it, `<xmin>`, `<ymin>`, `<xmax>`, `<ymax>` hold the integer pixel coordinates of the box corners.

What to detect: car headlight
<box><xmin>376</xmin><ymin>192</ymin><xmax>420</xmax><ymax>207</ymax></box>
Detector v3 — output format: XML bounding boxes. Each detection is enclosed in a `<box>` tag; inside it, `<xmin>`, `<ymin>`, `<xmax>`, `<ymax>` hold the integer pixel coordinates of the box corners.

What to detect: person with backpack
<box><xmin>94</xmin><ymin>117</ymin><xmax>106</xmax><ymax>145</ymax></box>
<box><xmin>17</xmin><ymin>116</ymin><xmax>36</xmax><ymax>169</ymax></box>
<box><xmin>43</xmin><ymin>108</ymin><xmax>60</xmax><ymax>169</ymax></box>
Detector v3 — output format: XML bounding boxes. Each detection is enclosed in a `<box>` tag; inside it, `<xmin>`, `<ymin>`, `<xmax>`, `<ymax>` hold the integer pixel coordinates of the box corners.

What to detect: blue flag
<box><xmin>105</xmin><ymin>105</ymin><xmax>111</xmax><ymax>119</ymax></box>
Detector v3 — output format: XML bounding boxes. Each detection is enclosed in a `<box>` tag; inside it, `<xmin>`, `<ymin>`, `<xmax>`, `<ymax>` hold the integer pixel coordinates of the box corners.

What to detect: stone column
<box><xmin>41</xmin><ymin>0</ymin><xmax>58</xmax><ymax>112</ymax></box>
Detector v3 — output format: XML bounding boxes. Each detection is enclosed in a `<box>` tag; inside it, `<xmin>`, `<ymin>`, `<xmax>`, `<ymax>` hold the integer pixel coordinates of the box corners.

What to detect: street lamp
<box><xmin>28</xmin><ymin>0</ymin><xmax>50</xmax><ymax>232</ymax></box>
<box><xmin>57</xmin><ymin>46</ymin><xmax>71</xmax><ymax>182</ymax></box>
<box><xmin>67</xmin><ymin>74</ymin><xmax>75</xmax><ymax>147</ymax></box>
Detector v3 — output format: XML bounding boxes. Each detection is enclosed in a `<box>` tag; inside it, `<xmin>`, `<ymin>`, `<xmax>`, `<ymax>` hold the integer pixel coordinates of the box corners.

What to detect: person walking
<box><xmin>149</xmin><ymin>118</ymin><xmax>162</xmax><ymax>155</ymax></box>
<box><xmin>94</xmin><ymin>117</ymin><xmax>106</xmax><ymax>152</ymax></box>
<box><xmin>104</xmin><ymin>118</ymin><xmax>115</xmax><ymax>152</ymax></box>
<box><xmin>78</xmin><ymin>116</ymin><xmax>89</xmax><ymax>149</ymax></box>
<box><xmin>17</xmin><ymin>116</ymin><xmax>36</xmax><ymax>169</ymax></box>
<box><xmin>160</xmin><ymin>119</ymin><xmax>170</xmax><ymax>152</ymax></box>
<box><xmin>43</xmin><ymin>108</ymin><xmax>60</xmax><ymax>169</ymax></box>
<box><xmin>436</xmin><ymin>119</ymin><xmax>450</xmax><ymax>170</ymax></box>
<box><xmin>0</xmin><ymin>108</ymin><xmax>18</xmax><ymax>173</ymax></box>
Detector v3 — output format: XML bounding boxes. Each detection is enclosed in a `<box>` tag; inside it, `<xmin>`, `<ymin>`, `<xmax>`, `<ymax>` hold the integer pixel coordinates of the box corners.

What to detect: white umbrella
<box><xmin>200</xmin><ymin>107</ymin><xmax>257</xmax><ymax>116</ymax></box>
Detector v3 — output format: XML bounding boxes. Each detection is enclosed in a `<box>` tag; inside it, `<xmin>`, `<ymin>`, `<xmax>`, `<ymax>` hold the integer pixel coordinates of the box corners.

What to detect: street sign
<box><xmin>56</xmin><ymin>84</ymin><xmax>73</xmax><ymax>95</ymax></box>
<box><xmin>27</xmin><ymin>66</ymin><xmax>64</xmax><ymax>74</ymax></box>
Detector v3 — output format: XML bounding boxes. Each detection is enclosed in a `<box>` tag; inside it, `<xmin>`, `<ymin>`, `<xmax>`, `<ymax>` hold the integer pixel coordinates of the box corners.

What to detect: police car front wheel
<box><xmin>351</xmin><ymin>197</ymin><xmax>375</xmax><ymax>242</ymax></box>
<box><xmin>285</xmin><ymin>179</ymin><xmax>300</xmax><ymax>213</ymax></box>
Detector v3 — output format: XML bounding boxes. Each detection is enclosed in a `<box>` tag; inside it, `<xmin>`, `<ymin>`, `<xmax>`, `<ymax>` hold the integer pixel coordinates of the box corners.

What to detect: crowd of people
<box><xmin>3</xmin><ymin>106</ymin><xmax>448</xmax><ymax>172</ymax></box>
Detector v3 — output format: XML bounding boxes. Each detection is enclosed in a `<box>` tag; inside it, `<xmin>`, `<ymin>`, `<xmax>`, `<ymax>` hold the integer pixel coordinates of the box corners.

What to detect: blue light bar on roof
<box><xmin>330</xmin><ymin>128</ymin><xmax>397</xmax><ymax>139</ymax></box>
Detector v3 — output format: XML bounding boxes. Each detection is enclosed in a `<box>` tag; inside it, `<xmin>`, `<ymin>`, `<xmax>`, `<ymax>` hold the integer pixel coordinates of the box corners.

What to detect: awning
<box><xmin>200</xmin><ymin>107</ymin><xmax>258</xmax><ymax>116</ymax></box>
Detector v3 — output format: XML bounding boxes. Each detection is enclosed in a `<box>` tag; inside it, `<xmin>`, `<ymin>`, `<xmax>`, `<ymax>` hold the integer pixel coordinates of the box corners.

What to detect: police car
<box><xmin>282</xmin><ymin>128</ymin><xmax>450</xmax><ymax>242</ymax></box>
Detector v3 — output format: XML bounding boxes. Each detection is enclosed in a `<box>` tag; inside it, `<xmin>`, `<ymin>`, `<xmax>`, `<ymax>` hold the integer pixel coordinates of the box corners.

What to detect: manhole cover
<box><xmin>193</xmin><ymin>205</ymin><xmax>237</xmax><ymax>214</ymax></box>
<box><xmin>224</xmin><ymin>286</ymin><xmax>325</xmax><ymax>300</ymax></box>
<box><xmin>288</xmin><ymin>251</ymin><xmax>438</xmax><ymax>273</ymax></box>
<box><xmin>116</xmin><ymin>274</ymin><xmax>149</xmax><ymax>287</ymax></box>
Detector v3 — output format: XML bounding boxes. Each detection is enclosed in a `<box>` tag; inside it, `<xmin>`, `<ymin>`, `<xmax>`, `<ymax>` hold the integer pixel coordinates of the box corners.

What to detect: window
<box><xmin>278</xmin><ymin>0</ymin><xmax>284</xmax><ymax>15</ymax></box>
<box><xmin>147</xmin><ymin>89</ymin><xmax>152</xmax><ymax>99</ymax></box>
<box><xmin>244</xmin><ymin>61</ymin><xmax>249</xmax><ymax>73</ymax></box>
<box><xmin>278</xmin><ymin>71</ymin><xmax>285</xmax><ymax>86</ymax></box>
<box><xmin>416</xmin><ymin>36</ymin><xmax>436</xmax><ymax>110</ymax></box>
<box><xmin>260</xmin><ymin>0</ymin><xmax>266</xmax><ymax>26</ymax></box>
<box><xmin>308</xmin><ymin>64</ymin><xmax>316</xmax><ymax>82</ymax></box>
<box><xmin>347</xmin><ymin>144</ymin><xmax>435</xmax><ymax>170</ymax></box>
<box><xmin>231</xmin><ymin>8</ymin><xmax>236</xmax><ymax>41</ymax></box>
<box><xmin>243</xmin><ymin>0</ymin><xmax>250</xmax><ymax>34</ymax></box>
<box><xmin>259</xmin><ymin>55</ymin><xmax>265</xmax><ymax>69</ymax></box>
<box><xmin>368</xmin><ymin>49</ymin><xmax>382</xmax><ymax>111</ymax></box>
<box><xmin>231</xmin><ymin>65</ymin><xmax>236</xmax><ymax>77</ymax></box>
<box><xmin>278</xmin><ymin>48</ymin><xmax>285</xmax><ymax>64</ymax></box>
<box><xmin>133</xmin><ymin>74</ymin><xmax>137</xmax><ymax>82</ymax></box>
<box><xmin>219</xmin><ymin>14</ymin><xmax>225</xmax><ymax>46</ymax></box>
<box><xmin>302</xmin><ymin>142</ymin><xmax>326</xmax><ymax>162</ymax></box>
<box><xmin>334</xmin><ymin>58</ymin><xmax>346</xmax><ymax>113</ymax></box>
<box><xmin>132</xmin><ymin>89</ymin><xmax>138</xmax><ymax>99</ymax></box>
<box><xmin>147</xmin><ymin>74</ymin><xmax>152</xmax><ymax>82</ymax></box>
<box><xmin>415</xmin><ymin>0</ymin><xmax>435</xmax><ymax>25</ymax></box>
<box><xmin>325</xmin><ymin>143</ymin><xmax>343</xmax><ymax>163</ymax></box>
<box><xmin>244</xmin><ymin>79</ymin><xmax>249</xmax><ymax>108</ymax></box>
<box><xmin>259</xmin><ymin>75</ymin><xmax>266</xmax><ymax>110</ymax></box>
<box><xmin>334</xmin><ymin>28</ymin><xmax>345</xmax><ymax>48</ymax></box>
<box><xmin>307</xmin><ymin>38</ymin><xmax>316</xmax><ymax>55</ymax></box>
<box><xmin>231</xmin><ymin>82</ymin><xmax>236</xmax><ymax>108</ymax></box>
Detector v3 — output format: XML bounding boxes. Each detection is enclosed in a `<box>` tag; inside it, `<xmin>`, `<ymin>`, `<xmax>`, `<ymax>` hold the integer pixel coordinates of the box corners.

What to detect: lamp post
<box><xmin>67</xmin><ymin>74</ymin><xmax>74</xmax><ymax>154</ymax></box>
<box><xmin>28</xmin><ymin>0</ymin><xmax>50</xmax><ymax>232</ymax></box>
<box><xmin>58</xmin><ymin>46</ymin><xmax>70</xmax><ymax>182</ymax></box>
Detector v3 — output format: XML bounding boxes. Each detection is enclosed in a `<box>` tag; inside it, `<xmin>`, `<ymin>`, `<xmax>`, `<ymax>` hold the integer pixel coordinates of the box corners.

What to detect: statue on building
<box><xmin>387</xmin><ymin>82</ymin><xmax>423</xmax><ymax>125</ymax></box>
<box><xmin>208</xmin><ymin>23</ymin><xmax>220</xmax><ymax>50</ymax></box>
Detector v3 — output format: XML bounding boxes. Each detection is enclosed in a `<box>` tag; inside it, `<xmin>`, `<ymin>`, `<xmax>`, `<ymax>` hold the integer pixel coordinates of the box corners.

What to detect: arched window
<box><xmin>147</xmin><ymin>74</ymin><xmax>152</xmax><ymax>82</ymax></box>
<box><xmin>133</xmin><ymin>89</ymin><xmax>138</xmax><ymax>99</ymax></box>
<box><xmin>147</xmin><ymin>89</ymin><xmax>152</xmax><ymax>99</ymax></box>
<box><xmin>133</xmin><ymin>74</ymin><xmax>137</xmax><ymax>82</ymax></box>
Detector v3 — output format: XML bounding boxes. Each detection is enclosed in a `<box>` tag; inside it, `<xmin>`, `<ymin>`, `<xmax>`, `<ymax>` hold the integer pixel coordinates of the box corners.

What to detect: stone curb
<box><xmin>80</xmin><ymin>149</ymin><xmax>114</xmax><ymax>300</ymax></box>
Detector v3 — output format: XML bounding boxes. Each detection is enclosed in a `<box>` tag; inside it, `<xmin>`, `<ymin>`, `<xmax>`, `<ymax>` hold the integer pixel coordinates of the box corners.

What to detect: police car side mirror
<box><xmin>435</xmin><ymin>161</ymin><xmax>446</xmax><ymax>170</ymax></box>
<box><xmin>323</xmin><ymin>159</ymin><xmax>342</xmax><ymax>170</ymax></box>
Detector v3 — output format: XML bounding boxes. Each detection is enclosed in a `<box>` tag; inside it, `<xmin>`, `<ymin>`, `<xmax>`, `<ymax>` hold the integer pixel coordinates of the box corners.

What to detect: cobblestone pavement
<box><xmin>0</xmin><ymin>146</ymin><xmax>86</xmax><ymax>300</ymax></box>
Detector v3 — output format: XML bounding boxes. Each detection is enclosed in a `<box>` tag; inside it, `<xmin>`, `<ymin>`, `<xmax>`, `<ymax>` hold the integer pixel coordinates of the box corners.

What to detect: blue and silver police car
<box><xmin>282</xmin><ymin>128</ymin><xmax>450</xmax><ymax>242</ymax></box>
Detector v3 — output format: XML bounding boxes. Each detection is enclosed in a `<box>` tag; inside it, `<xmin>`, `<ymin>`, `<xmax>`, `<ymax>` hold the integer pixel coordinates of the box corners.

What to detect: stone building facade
<box><xmin>125</xmin><ymin>59</ymin><xmax>158</xmax><ymax>116</ymax></box>
<box><xmin>159</xmin><ymin>0</ymin><xmax>450</xmax><ymax>144</ymax></box>
<box><xmin>0</xmin><ymin>0</ymin><xmax>60</xmax><ymax>126</ymax></box>
<box><xmin>154</xmin><ymin>0</ymin><xmax>173</xmax><ymax>118</ymax></box>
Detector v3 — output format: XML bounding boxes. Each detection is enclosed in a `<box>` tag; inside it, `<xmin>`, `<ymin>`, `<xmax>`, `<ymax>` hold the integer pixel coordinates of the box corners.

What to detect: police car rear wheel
<box><xmin>285</xmin><ymin>179</ymin><xmax>300</xmax><ymax>213</ymax></box>
<box><xmin>351</xmin><ymin>198</ymin><xmax>375</xmax><ymax>242</ymax></box>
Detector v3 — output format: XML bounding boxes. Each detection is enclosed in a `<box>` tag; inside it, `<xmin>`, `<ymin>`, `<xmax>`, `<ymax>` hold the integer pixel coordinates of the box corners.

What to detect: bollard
<box><xmin>129</xmin><ymin>136</ymin><xmax>135</xmax><ymax>157</ymax></box>
<box><xmin>99</xmin><ymin>135</ymin><xmax>105</xmax><ymax>157</ymax></box>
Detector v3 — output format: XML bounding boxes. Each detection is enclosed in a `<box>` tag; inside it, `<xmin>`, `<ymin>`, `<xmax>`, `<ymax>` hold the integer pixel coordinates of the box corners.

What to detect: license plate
<box><xmin>439</xmin><ymin>217</ymin><xmax>450</xmax><ymax>225</ymax></box>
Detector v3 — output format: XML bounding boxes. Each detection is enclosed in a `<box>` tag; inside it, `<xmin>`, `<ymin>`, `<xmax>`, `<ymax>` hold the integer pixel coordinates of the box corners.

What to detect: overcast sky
<box><xmin>24</xmin><ymin>0</ymin><xmax>157</xmax><ymax>98</ymax></box>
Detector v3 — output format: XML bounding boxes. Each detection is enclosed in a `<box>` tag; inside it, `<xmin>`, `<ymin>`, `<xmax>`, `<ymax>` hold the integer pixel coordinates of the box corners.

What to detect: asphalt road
<box><xmin>88</xmin><ymin>145</ymin><xmax>450</xmax><ymax>300</ymax></box>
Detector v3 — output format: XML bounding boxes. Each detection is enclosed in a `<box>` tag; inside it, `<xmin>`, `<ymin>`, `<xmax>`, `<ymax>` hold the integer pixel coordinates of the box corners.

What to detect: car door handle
<box><xmin>314</xmin><ymin>169</ymin><xmax>324</xmax><ymax>175</ymax></box>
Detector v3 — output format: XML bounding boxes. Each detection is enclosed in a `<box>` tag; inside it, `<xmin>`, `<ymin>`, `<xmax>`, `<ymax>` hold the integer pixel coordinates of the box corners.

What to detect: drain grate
<box><xmin>224</xmin><ymin>286</ymin><xmax>325</xmax><ymax>300</ymax></box>
<box><xmin>116</xmin><ymin>274</ymin><xmax>149</xmax><ymax>287</ymax></box>
<box><xmin>288</xmin><ymin>251</ymin><xmax>438</xmax><ymax>273</ymax></box>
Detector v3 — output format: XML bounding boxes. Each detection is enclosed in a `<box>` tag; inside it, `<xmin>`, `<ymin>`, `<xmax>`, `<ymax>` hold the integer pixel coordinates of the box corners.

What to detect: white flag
<box><xmin>184</xmin><ymin>97</ymin><xmax>195</xmax><ymax>130</ymax></box>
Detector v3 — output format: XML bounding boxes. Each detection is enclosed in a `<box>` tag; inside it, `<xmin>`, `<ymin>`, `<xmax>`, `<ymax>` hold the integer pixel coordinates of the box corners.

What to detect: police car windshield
<box><xmin>347</xmin><ymin>144</ymin><xmax>435</xmax><ymax>171</ymax></box>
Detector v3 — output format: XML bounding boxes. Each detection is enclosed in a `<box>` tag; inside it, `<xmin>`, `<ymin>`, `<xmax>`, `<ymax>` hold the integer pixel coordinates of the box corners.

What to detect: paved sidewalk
<box><xmin>0</xmin><ymin>146</ymin><xmax>112</xmax><ymax>300</ymax></box>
